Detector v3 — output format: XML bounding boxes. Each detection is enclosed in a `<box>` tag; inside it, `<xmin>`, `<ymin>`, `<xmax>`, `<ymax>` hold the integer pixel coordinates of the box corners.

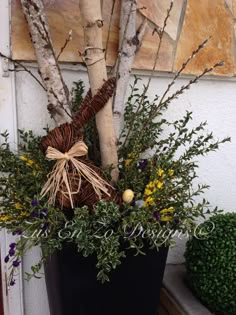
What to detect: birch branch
<box><xmin>20</xmin><ymin>0</ymin><xmax>72</xmax><ymax>126</ymax></box>
<box><xmin>79</xmin><ymin>0</ymin><xmax>119</xmax><ymax>181</ymax></box>
<box><xmin>112</xmin><ymin>0</ymin><xmax>147</xmax><ymax>137</ymax></box>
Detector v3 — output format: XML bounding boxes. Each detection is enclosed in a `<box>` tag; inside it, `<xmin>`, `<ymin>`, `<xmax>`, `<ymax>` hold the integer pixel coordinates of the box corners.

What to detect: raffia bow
<box><xmin>40</xmin><ymin>141</ymin><xmax>111</xmax><ymax>208</ymax></box>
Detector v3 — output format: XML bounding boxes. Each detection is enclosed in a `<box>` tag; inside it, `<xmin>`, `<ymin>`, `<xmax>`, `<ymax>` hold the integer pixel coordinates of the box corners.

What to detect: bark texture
<box><xmin>113</xmin><ymin>0</ymin><xmax>147</xmax><ymax>137</ymax></box>
<box><xmin>20</xmin><ymin>0</ymin><xmax>71</xmax><ymax>126</ymax></box>
<box><xmin>79</xmin><ymin>0</ymin><xmax>119</xmax><ymax>181</ymax></box>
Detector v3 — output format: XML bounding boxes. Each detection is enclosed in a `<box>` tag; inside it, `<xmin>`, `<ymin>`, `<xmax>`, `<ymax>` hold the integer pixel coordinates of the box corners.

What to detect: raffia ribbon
<box><xmin>40</xmin><ymin>141</ymin><xmax>111</xmax><ymax>208</ymax></box>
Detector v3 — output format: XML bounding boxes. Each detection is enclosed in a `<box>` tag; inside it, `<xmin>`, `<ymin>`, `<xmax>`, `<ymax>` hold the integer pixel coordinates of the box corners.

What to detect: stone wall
<box><xmin>11</xmin><ymin>0</ymin><xmax>236</xmax><ymax>76</ymax></box>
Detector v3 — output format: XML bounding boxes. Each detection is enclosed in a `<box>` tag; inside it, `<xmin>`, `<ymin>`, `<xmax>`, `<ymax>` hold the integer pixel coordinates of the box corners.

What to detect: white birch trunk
<box><xmin>20</xmin><ymin>0</ymin><xmax>71</xmax><ymax>126</ymax></box>
<box><xmin>113</xmin><ymin>0</ymin><xmax>147</xmax><ymax>137</ymax></box>
<box><xmin>79</xmin><ymin>0</ymin><xmax>119</xmax><ymax>181</ymax></box>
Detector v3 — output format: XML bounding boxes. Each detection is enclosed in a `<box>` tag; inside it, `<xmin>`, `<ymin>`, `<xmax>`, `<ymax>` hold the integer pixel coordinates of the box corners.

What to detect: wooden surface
<box><xmin>159</xmin><ymin>288</ymin><xmax>186</xmax><ymax>315</ymax></box>
<box><xmin>158</xmin><ymin>303</ymin><xmax>170</xmax><ymax>315</ymax></box>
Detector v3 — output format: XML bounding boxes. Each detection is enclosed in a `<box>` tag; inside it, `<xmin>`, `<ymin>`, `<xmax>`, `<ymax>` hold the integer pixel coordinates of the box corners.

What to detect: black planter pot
<box><xmin>45</xmin><ymin>244</ymin><xmax>168</xmax><ymax>315</ymax></box>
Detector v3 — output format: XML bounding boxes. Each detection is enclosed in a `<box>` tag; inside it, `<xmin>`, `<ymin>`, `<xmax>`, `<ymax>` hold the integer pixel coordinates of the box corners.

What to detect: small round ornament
<box><xmin>122</xmin><ymin>189</ymin><xmax>134</xmax><ymax>203</ymax></box>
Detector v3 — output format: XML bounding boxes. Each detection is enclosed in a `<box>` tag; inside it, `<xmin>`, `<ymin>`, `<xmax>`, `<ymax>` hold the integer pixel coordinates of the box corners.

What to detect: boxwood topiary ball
<box><xmin>185</xmin><ymin>213</ymin><xmax>236</xmax><ymax>315</ymax></box>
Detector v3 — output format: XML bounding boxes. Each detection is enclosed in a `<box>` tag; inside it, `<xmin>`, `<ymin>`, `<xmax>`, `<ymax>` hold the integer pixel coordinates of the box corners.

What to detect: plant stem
<box><xmin>0</xmin><ymin>52</ymin><xmax>46</xmax><ymax>90</ymax></box>
<box><xmin>56</xmin><ymin>30</ymin><xmax>72</xmax><ymax>61</ymax></box>
<box><xmin>122</xmin><ymin>1</ymin><xmax>173</xmax><ymax>148</ymax></box>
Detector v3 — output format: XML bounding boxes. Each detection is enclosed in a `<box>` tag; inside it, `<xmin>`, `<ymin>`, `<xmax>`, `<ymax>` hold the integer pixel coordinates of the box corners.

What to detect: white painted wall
<box><xmin>22</xmin><ymin>247</ymin><xmax>50</xmax><ymax>315</ymax></box>
<box><xmin>0</xmin><ymin>0</ymin><xmax>24</xmax><ymax>314</ymax></box>
<box><xmin>5</xmin><ymin>65</ymin><xmax>236</xmax><ymax>312</ymax></box>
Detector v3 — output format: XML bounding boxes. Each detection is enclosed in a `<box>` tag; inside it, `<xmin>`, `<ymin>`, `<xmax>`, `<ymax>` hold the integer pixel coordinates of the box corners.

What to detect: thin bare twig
<box><xmin>0</xmin><ymin>52</ymin><xmax>46</xmax><ymax>90</ymax></box>
<box><xmin>138</xmin><ymin>61</ymin><xmax>224</xmax><ymax>140</ymax></box>
<box><xmin>137</xmin><ymin>6</ymin><xmax>147</xmax><ymax>11</ymax></box>
<box><xmin>105</xmin><ymin>0</ymin><xmax>117</xmax><ymax>60</ymax></box>
<box><xmin>145</xmin><ymin>0</ymin><xmax>174</xmax><ymax>93</ymax></box>
<box><xmin>156</xmin><ymin>37</ymin><xmax>210</xmax><ymax>110</ymax></box>
<box><xmin>57</xmin><ymin>30</ymin><xmax>73</xmax><ymax>61</ymax></box>
<box><xmin>160</xmin><ymin>61</ymin><xmax>224</xmax><ymax>111</ymax></box>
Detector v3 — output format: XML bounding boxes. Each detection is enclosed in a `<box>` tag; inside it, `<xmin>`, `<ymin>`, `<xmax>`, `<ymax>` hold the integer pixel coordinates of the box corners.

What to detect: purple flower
<box><xmin>9</xmin><ymin>248</ymin><xmax>15</xmax><ymax>257</ymax></box>
<box><xmin>41</xmin><ymin>222</ymin><xmax>49</xmax><ymax>232</ymax></box>
<box><xmin>174</xmin><ymin>217</ymin><xmax>180</xmax><ymax>225</ymax></box>
<box><xmin>10</xmin><ymin>279</ymin><xmax>16</xmax><ymax>286</ymax></box>
<box><xmin>9</xmin><ymin>243</ymin><xmax>16</xmax><ymax>249</ymax></box>
<box><xmin>31</xmin><ymin>210</ymin><xmax>39</xmax><ymax>218</ymax></box>
<box><xmin>40</xmin><ymin>208</ymin><xmax>48</xmax><ymax>218</ymax></box>
<box><xmin>138</xmin><ymin>159</ymin><xmax>148</xmax><ymax>171</ymax></box>
<box><xmin>153</xmin><ymin>211</ymin><xmax>160</xmax><ymax>221</ymax></box>
<box><xmin>4</xmin><ymin>255</ymin><xmax>9</xmax><ymax>263</ymax></box>
<box><xmin>31</xmin><ymin>199</ymin><xmax>39</xmax><ymax>207</ymax></box>
<box><xmin>12</xmin><ymin>259</ymin><xmax>21</xmax><ymax>268</ymax></box>
<box><xmin>12</xmin><ymin>229</ymin><xmax>22</xmax><ymax>236</ymax></box>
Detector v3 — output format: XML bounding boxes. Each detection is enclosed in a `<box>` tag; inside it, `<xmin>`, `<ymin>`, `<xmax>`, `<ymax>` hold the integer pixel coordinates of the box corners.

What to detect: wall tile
<box><xmin>174</xmin><ymin>0</ymin><xmax>234</xmax><ymax>76</ymax></box>
<box><xmin>233</xmin><ymin>0</ymin><xmax>236</xmax><ymax>16</ymax></box>
<box><xmin>11</xmin><ymin>0</ymin><xmax>180</xmax><ymax>71</ymax></box>
<box><xmin>11</xmin><ymin>0</ymin><xmax>235</xmax><ymax>76</ymax></box>
<box><xmin>225</xmin><ymin>0</ymin><xmax>233</xmax><ymax>14</ymax></box>
<box><xmin>137</xmin><ymin>0</ymin><xmax>185</xmax><ymax>41</ymax></box>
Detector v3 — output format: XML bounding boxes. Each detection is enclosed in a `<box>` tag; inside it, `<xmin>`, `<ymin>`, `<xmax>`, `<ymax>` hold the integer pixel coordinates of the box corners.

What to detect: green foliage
<box><xmin>71</xmin><ymin>80</ymin><xmax>85</xmax><ymax>113</ymax></box>
<box><xmin>118</xmin><ymin>78</ymin><xmax>230</xmax><ymax>224</ymax></box>
<box><xmin>65</xmin><ymin>201</ymin><xmax>125</xmax><ymax>283</ymax></box>
<box><xmin>0</xmin><ymin>76</ymin><xmax>231</xmax><ymax>286</ymax></box>
<box><xmin>71</xmin><ymin>81</ymin><xmax>101</xmax><ymax>165</ymax></box>
<box><xmin>0</xmin><ymin>130</ymin><xmax>50</xmax><ymax>223</ymax></box>
<box><xmin>0</xmin><ymin>130</ymin><xmax>66</xmax><ymax>284</ymax></box>
<box><xmin>185</xmin><ymin>213</ymin><xmax>236</xmax><ymax>315</ymax></box>
<box><xmin>61</xmin><ymin>200</ymin><xmax>181</xmax><ymax>283</ymax></box>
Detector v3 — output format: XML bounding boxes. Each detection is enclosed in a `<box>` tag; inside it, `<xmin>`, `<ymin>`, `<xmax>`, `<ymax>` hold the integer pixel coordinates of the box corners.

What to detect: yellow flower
<box><xmin>148</xmin><ymin>182</ymin><xmax>155</xmax><ymax>189</ymax></box>
<box><xmin>20</xmin><ymin>155</ymin><xmax>28</xmax><ymax>161</ymax></box>
<box><xmin>156</xmin><ymin>180</ymin><xmax>163</xmax><ymax>189</ymax></box>
<box><xmin>125</xmin><ymin>159</ymin><xmax>132</xmax><ymax>167</ymax></box>
<box><xmin>19</xmin><ymin>211</ymin><xmax>29</xmax><ymax>218</ymax></box>
<box><xmin>160</xmin><ymin>216</ymin><xmax>172</xmax><ymax>222</ymax></box>
<box><xmin>144</xmin><ymin>196</ymin><xmax>155</xmax><ymax>207</ymax></box>
<box><xmin>0</xmin><ymin>215</ymin><xmax>12</xmax><ymax>222</ymax></box>
<box><xmin>20</xmin><ymin>155</ymin><xmax>36</xmax><ymax>167</ymax></box>
<box><xmin>144</xmin><ymin>188</ymin><xmax>152</xmax><ymax>196</ymax></box>
<box><xmin>168</xmin><ymin>169</ymin><xmax>174</xmax><ymax>176</ymax></box>
<box><xmin>15</xmin><ymin>203</ymin><xmax>23</xmax><ymax>210</ymax></box>
<box><xmin>157</xmin><ymin>168</ymin><xmax>165</xmax><ymax>177</ymax></box>
<box><xmin>26</xmin><ymin>159</ymin><xmax>34</xmax><ymax>167</ymax></box>
<box><xmin>124</xmin><ymin>153</ymin><xmax>137</xmax><ymax>167</ymax></box>
<box><xmin>160</xmin><ymin>207</ymin><xmax>175</xmax><ymax>214</ymax></box>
